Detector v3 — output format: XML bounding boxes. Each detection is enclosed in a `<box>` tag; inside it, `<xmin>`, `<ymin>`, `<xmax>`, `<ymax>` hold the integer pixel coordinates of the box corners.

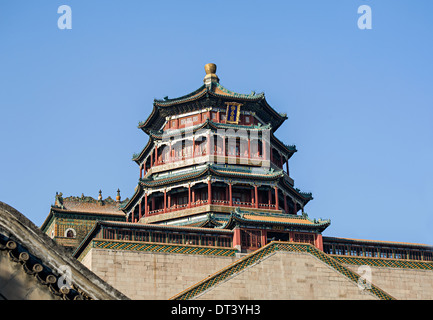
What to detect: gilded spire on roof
<box><xmin>203</xmin><ymin>63</ymin><xmax>219</xmax><ymax>86</ymax></box>
<box><xmin>116</xmin><ymin>189</ymin><xmax>121</xmax><ymax>202</ymax></box>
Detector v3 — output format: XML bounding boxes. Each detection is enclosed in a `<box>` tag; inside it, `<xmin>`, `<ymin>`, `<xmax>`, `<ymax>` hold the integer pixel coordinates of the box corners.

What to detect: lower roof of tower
<box><xmin>218</xmin><ymin>209</ymin><xmax>330</xmax><ymax>232</ymax></box>
<box><xmin>163</xmin><ymin>209</ymin><xmax>330</xmax><ymax>232</ymax></box>
<box><xmin>140</xmin><ymin>163</ymin><xmax>285</xmax><ymax>187</ymax></box>
<box><xmin>121</xmin><ymin>163</ymin><xmax>313</xmax><ymax>214</ymax></box>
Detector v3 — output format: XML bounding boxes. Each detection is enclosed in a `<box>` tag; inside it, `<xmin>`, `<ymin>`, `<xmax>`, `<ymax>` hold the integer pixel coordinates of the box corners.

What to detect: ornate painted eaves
<box><xmin>221</xmin><ymin>208</ymin><xmax>330</xmax><ymax>232</ymax></box>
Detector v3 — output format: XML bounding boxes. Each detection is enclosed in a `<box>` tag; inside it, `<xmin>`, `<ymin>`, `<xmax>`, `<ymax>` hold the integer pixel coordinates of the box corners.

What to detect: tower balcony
<box><xmin>146</xmin><ymin>199</ymin><xmax>278</xmax><ymax>217</ymax></box>
<box><xmin>143</xmin><ymin>202</ymin><xmax>280</xmax><ymax>225</ymax></box>
<box><xmin>145</xmin><ymin>153</ymin><xmax>271</xmax><ymax>176</ymax></box>
<box><xmin>139</xmin><ymin>134</ymin><xmax>293</xmax><ymax>182</ymax></box>
<box><xmin>126</xmin><ymin>181</ymin><xmax>302</xmax><ymax>224</ymax></box>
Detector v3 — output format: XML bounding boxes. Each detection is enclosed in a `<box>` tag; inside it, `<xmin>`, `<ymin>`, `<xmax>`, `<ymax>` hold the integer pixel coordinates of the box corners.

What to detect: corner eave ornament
<box><xmin>225</xmin><ymin>102</ymin><xmax>242</xmax><ymax>124</ymax></box>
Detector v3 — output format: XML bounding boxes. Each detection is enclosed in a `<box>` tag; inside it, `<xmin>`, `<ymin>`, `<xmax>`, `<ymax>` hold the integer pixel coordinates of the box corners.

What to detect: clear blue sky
<box><xmin>1</xmin><ymin>0</ymin><xmax>432</xmax><ymax>245</ymax></box>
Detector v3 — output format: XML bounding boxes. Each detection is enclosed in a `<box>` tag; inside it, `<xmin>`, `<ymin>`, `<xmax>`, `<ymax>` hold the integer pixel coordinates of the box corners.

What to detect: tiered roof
<box><xmin>139</xmin><ymin>81</ymin><xmax>287</xmax><ymax>134</ymax></box>
<box><xmin>132</xmin><ymin>119</ymin><xmax>297</xmax><ymax>165</ymax></box>
<box><xmin>140</xmin><ymin>164</ymin><xmax>284</xmax><ymax>187</ymax></box>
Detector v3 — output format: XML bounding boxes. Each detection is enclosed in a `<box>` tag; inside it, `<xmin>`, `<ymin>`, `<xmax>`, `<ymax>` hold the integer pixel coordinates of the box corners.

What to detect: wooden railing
<box><xmin>147</xmin><ymin>199</ymin><xmax>280</xmax><ymax>216</ymax></box>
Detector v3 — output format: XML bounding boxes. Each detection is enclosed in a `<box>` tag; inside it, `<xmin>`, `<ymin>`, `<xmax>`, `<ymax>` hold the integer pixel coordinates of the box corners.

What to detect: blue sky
<box><xmin>0</xmin><ymin>0</ymin><xmax>432</xmax><ymax>245</ymax></box>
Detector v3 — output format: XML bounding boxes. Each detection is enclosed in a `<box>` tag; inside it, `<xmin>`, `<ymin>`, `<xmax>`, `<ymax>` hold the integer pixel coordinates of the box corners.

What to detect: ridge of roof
<box><xmin>220</xmin><ymin>208</ymin><xmax>330</xmax><ymax>230</ymax></box>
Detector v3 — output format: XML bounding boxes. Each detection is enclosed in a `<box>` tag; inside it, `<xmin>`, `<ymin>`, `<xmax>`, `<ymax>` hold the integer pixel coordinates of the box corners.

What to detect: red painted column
<box><xmin>144</xmin><ymin>193</ymin><xmax>148</xmax><ymax>217</ymax></box>
<box><xmin>229</xmin><ymin>183</ymin><xmax>233</xmax><ymax>207</ymax></box>
<box><xmin>261</xmin><ymin>230</ymin><xmax>267</xmax><ymax>247</ymax></box>
<box><xmin>254</xmin><ymin>185</ymin><xmax>259</xmax><ymax>209</ymax></box>
<box><xmin>154</xmin><ymin>145</ymin><xmax>158</xmax><ymax>165</ymax></box>
<box><xmin>268</xmin><ymin>189</ymin><xmax>271</xmax><ymax>206</ymax></box>
<box><xmin>233</xmin><ymin>227</ymin><xmax>242</xmax><ymax>251</ymax></box>
<box><xmin>138</xmin><ymin>200</ymin><xmax>142</xmax><ymax>220</ymax></box>
<box><xmin>274</xmin><ymin>186</ymin><xmax>279</xmax><ymax>210</ymax></box>
<box><xmin>163</xmin><ymin>189</ymin><xmax>167</xmax><ymax>213</ymax></box>
<box><xmin>293</xmin><ymin>200</ymin><xmax>297</xmax><ymax>214</ymax></box>
<box><xmin>286</xmin><ymin>160</ymin><xmax>289</xmax><ymax>176</ymax></box>
<box><xmin>208</xmin><ymin>180</ymin><xmax>212</xmax><ymax>205</ymax></box>
<box><xmin>284</xmin><ymin>193</ymin><xmax>288</xmax><ymax>214</ymax></box>
<box><xmin>188</xmin><ymin>185</ymin><xmax>191</xmax><ymax>208</ymax></box>
<box><xmin>168</xmin><ymin>194</ymin><xmax>171</xmax><ymax>211</ymax></box>
<box><xmin>315</xmin><ymin>234</ymin><xmax>324</xmax><ymax>251</ymax></box>
<box><xmin>140</xmin><ymin>165</ymin><xmax>143</xmax><ymax>179</ymax></box>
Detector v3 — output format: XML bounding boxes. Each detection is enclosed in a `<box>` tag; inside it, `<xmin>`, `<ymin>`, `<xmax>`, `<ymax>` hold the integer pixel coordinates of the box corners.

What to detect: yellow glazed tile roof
<box><xmin>243</xmin><ymin>214</ymin><xmax>314</xmax><ymax>225</ymax></box>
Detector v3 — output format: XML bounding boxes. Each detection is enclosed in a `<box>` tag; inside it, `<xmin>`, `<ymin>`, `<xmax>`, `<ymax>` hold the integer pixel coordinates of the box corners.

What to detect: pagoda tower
<box><xmin>122</xmin><ymin>64</ymin><xmax>330</xmax><ymax>252</ymax></box>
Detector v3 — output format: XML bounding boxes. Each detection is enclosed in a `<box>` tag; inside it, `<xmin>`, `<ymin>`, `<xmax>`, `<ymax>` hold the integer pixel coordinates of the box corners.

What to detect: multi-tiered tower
<box><xmin>32</xmin><ymin>63</ymin><xmax>432</xmax><ymax>301</ymax></box>
<box><xmin>121</xmin><ymin>64</ymin><xmax>330</xmax><ymax>252</ymax></box>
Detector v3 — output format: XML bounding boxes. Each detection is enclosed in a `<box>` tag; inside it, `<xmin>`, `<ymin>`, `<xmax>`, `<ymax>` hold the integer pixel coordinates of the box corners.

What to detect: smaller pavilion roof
<box><xmin>221</xmin><ymin>208</ymin><xmax>330</xmax><ymax>232</ymax></box>
<box><xmin>40</xmin><ymin>192</ymin><xmax>127</xmax><ymax>232</ymax></box>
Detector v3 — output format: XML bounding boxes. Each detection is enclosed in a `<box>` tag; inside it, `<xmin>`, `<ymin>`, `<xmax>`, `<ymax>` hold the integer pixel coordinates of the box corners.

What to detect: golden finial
<box><xmin>205</xmin><ymin>63</ymin><xmax>217</xmax><ymax>75</ymax></box>
<box><xmin>204</xmin><ymin>63</ymin><xmax>219</xmax><ymax>85</ymax></box>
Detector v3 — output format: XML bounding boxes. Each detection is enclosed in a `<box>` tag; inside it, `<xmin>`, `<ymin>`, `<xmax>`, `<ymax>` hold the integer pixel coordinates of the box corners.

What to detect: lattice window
<box><xmin>168</xmin><ymin>233</ymin><xmax>182</xmax><ymax>244</ymax></box>
<box><xmin>202</xmin><ymin>236</ymin><xmax>216</xmax><ymax>247</ymax></box>
<box><xmin>218</xmin><ymin>237</ymin><xmax>232</xmax><ymax>248</ymax></box>
<box><xmin>241</xmin><ymin>230</ymin><xmax>262</xmax><ymax>249</ymax></box>
<box><xmin>185</xmin><ymin>234</ymin><xmax>199</xmax><ymax>246</ymax></box>
<box><xmin>153</xmin><ymin>232</ymin><xmax>166</xmax><ymax>243</ymax></box>
<box><xmin>293</xmin><ymin>233</ymin><xmax>315</xmax><ymax>246</ymax></box>
<box><xmin>135</xmin><ymin>231</ymin><xmax>150</xmax><ymax>242</ymax></box>
<box><xmin>423</xmin><ymin>251</ymin><xmax>433</xmax><ymax>261</ymax></box>
<box><xmin>409</xmin><ymin>250</ymin><xmax>422</xmax><ymax>260</ymax></box>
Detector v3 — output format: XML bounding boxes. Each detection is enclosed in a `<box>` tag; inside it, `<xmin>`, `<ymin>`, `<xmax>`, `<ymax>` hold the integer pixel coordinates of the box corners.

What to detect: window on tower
<box><xmin>65</xmin><ymin>228</ymin><xmax>76</xmax><ymax>238</ymax></box>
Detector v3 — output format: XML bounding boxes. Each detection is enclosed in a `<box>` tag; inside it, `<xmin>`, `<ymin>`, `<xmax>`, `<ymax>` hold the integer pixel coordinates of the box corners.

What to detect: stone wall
<box><xmin>343</xmin><ymin>264</ymin><xmax>433</xmax><ymax>300</ymax></box>
<box><xmin>81</xmin><ymin>244</ymin><xmax>433</xmax><ymax>300</ymax></box>
<box><xmin>196</xmin><ymin>251</ymin><xmax>378</xmax><ymax>300</ymax></box>
<box><xmin>82</xmin><ymin>248</ymin><xmax>238</xmax><ymax>299</ymax></box>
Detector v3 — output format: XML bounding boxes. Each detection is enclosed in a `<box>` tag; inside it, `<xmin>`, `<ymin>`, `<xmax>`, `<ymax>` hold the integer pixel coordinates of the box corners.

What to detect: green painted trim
<box><xmin>88</xmin><ymin>240</ymin><xmax>237</xmax><ymax>257</ymax></box>
<box><xmin>331</xmin><ymin>255</ymin><xmax>433</xmax><ymax>270</ymax></box>
<box><xmin>153</xmin><ymin>85</ymin><xmax>207</xmax><ymax>107</ymax></box>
